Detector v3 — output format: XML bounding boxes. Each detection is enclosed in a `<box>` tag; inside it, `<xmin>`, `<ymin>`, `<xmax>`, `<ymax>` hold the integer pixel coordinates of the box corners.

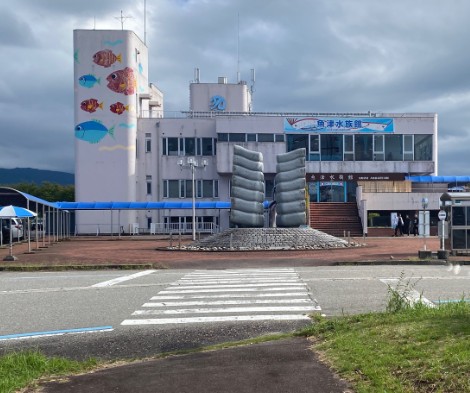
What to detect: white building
<box><xmin>73</xmin><ymin>29</ymin><xmax>439</xmax><ymax>236</ymax></box>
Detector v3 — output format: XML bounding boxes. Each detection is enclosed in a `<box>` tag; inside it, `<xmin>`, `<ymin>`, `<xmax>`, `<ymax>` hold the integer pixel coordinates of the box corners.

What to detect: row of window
<box><xmin>217</xmin><ymin>133</ymin><xmax>285</xmax><ymax>143</ymax></box>
<box><xmin>163</xmin><ymin>179</ymin><xmax>219</xmax><ymax>198</ymax></box>
<box><xmin>287</xmin><ymin>134</ymin><xmax>433</xmax><ymax>161</ymax></box>
<box><xmin>162</xmin><ymin>137</ymin><xmax>217</xmax><ymax>156</ymax></box>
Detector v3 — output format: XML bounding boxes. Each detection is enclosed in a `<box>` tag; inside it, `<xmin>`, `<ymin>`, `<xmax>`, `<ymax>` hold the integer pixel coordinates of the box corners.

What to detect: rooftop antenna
<box><xmin>93</xmin><ymin>16</ymin><xmax>96</xmax><ymax>30</ymax></box>
<box><xmin>236</xmin><ymin>12</ymin><xmax>240</xmax><ymax>83</ymax></box>
<box><xmin>115</xmin><ymin>10</ymin><xmax>133</xmax><ymax>30</ymax></box>
<box><xmin>144</xmin><ymin>0</ymin><xmax>147</xmax><ymax>44</ymax></box>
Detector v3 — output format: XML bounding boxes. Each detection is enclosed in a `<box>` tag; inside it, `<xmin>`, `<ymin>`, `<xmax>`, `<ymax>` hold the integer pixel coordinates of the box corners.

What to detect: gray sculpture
<box><xmin>274</xmin><ymin>148</ymin><xmax>306</xmax><ymax>227</ymax></box>
<box><xmin>230</xmin><ymin>145</ymin><xmax>265</xmax><ymax>227</ymax></box>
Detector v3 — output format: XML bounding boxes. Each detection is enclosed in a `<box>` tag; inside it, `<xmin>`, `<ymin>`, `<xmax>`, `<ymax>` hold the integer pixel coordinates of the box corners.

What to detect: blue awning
<box><xmin>55</xmin><ymin>201</ymin><xmax>237</xmax><ymax>210</ymax></box>
<box><xmin>406</xmin><ymin>176</ymin><xmax>470</xmax><ymax>183</ymax></box>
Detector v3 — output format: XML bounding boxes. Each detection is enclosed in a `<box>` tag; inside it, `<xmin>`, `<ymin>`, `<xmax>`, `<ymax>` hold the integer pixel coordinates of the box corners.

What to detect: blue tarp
<box><xmin>406</xmin><ymin>176</ymin><xmax>470</xmax><ymax>183</ymax></box>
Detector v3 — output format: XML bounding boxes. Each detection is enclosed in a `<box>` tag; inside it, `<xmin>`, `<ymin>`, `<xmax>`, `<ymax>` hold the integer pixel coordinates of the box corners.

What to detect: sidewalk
<box><xmin>0</xmin><ymin>235</ymin><xmax>461</xmax><ymax>270</ymax></box>
<box><xmin>34</xmin><ymin>338</ymin><xmax>352</xmax><ymax>393</ymax></box>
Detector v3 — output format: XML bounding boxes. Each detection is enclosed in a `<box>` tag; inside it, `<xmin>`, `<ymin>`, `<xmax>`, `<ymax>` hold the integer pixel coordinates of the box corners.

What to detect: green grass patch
<box><xmin>297</xmin><ymin>301</ymin><xmax>470</xmax><ymax>392</ymax></box>
<box><xmin>0</xmin><ymin>350</ymin><xmax>97</xmax><ymax>393</ymax></box>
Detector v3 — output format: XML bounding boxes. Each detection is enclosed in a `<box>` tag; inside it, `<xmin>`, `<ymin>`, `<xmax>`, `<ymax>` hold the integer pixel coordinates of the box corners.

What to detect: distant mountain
<box><xmin>0</xmin><ymin>168</ymin><xmax>74</xmax><ymax>186</ymax></box>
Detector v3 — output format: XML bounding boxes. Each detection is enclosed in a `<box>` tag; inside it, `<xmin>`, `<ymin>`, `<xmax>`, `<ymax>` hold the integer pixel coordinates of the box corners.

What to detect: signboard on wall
<box><xmin>308</xmin><ymin>173</ymin><xmax>406</xmax><ymax>181</ymax></box>
<box><xmin>284</xmin><ymin>117</ymin><xmax>394</xmax><ymax>133</ymax></box>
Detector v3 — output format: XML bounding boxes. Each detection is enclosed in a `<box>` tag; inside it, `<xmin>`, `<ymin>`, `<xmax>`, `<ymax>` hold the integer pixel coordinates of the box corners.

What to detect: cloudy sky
<box><xmin>1</xmin><ymin>0</ymin><xmax>470</xmax><ymax>175</ymax></box>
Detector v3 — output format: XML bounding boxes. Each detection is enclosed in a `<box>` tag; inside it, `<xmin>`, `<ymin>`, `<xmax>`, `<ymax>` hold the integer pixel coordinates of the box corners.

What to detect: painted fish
<box><xmin>81</xmin><ymin>98</ymin><xmax>104</xmax><ymax>113</ymax></box>
<box><xmin>106</xmin><ymin>67</ymin><xmax>135</xmax><ymax>95</ymax></box>
<box><xmin>75</xmin><ymin>120</ymin><xmax>115</xmax><ymax>144</ymax></box>
<box><xmin>110</xmin><ymin>102</ymin><xmax>129</xmax><ymax>115</ymax></box>
<box><xmin>78</xmin><ymin>74</ymin><xmax>100</xmax><ymax>88</ymax></box>
<box><xmin>93</xmin><ymin>49</ymin><xmax>122</xmax><ymax>68</ymax></box>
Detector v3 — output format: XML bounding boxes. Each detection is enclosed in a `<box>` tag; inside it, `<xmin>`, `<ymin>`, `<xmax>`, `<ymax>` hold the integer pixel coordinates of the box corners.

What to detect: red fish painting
<box><xmin>80</xmin><ymin>98</ymin><xmax>104</xmax><ymax>113</ymax></box>
<box><xmin>110</xmin><ymin>102</ymin><xmax>129</xmax><ymax>115</ymax></box>
<box><xmin>93</xmin><ymin>49</ymin><xmax>122</xmax><ymax>68</ymax></box>
<box><xmin>106</xmin><ymin>67</ymin><xmax>136</xmax><ymax>95</ymax></box>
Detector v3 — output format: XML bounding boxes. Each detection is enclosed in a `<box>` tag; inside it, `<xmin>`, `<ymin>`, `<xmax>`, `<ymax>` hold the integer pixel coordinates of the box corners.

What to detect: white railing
<box><xmin>74</xmin><ymin>222</ymin><xmax>217</xmax><ymax>236</ymax></box>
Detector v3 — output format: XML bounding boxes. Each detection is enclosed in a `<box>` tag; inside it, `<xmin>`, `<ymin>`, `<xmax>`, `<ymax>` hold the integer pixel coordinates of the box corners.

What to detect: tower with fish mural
<box><xmin>73</xmin><ymin>29</ymin><xmax>155</xmax><ymax>232</ymax></box>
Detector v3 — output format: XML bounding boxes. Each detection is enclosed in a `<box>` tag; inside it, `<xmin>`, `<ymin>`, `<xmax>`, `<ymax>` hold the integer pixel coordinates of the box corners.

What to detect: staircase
<box><xmin>309</xmin><ymin>202</ymin><xmax>363</xmax><ymax>237</ymax></box>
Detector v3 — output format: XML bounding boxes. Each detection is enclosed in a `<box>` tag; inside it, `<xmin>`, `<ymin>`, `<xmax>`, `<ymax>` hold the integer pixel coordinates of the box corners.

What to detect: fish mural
<box><xmin>81</xmin><ymin>98</ymin><xmax>104</xmax><ymax>113</ymax></box>
<box><xmin>110</xmin><ymin>102</ymin><xmax>129</xmax><ymax>115</ymax></box>
<box><xmin>93</xmin><ymin>49</ymin><xmax>122</xmax><ymax>68</ymax></box>
<box><xmin>106</xmin><ymin>67</ymin><xmax>136</xmax><ymax>95</ymax></box>
<box><xmin>75</xmin><ymin>120</ymin><xmax>115</xmax><ymax>144</ymax></box>
<box><xmin>78</xmin><ymin>74</ymin><xmax>100</xmax><ymax>88</ymax></box>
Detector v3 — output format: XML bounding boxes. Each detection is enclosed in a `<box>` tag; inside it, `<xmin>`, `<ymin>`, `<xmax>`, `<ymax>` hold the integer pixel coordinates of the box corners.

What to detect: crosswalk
<box><xmin>121</xmin><ymin>268</ymin><xmax>320</xmax><ymax>326</ymax></box>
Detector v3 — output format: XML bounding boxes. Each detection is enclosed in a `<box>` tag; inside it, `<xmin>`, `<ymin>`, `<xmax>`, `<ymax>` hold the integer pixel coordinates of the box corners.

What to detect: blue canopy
<box><xmin>55</xmin><ymin>201</ymin><xmax>271</xmax><ymax>210</ymax></box>
<box><xmin>406</xmin><ymin>176</ymin><xmax>470</xmax><ymax>183</ymax></box>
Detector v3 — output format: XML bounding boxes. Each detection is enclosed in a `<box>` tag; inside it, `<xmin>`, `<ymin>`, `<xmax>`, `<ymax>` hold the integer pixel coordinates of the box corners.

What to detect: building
<box><xmin>73</xmin><ymin>29</ymin><xmax>441</xmax><ymax>236</ymax></box>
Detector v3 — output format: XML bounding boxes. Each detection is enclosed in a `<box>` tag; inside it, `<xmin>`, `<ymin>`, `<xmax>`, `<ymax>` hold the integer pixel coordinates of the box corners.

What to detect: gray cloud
<box><xmin>1</xmin><ymin>0</ymin><xmax>470</xmax><ymax>175</ymax></box>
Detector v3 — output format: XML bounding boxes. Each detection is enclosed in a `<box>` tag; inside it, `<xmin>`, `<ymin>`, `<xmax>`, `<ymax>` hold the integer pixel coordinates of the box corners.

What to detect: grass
<box><xmin>297</xmin><ymin>300</ymin><xmax>470</xmax><ymax>392</ymax></box>
<box><xmin>0</xmin><ymin>350</ymin><xmax>97</xmax><ymax>393</ymax></box>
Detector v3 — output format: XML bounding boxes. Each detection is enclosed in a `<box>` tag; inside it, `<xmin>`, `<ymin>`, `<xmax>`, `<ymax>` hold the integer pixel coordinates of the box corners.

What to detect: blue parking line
<box><xmin>0</xmin><ymin>326</ymin><xmax>113</xmax><ymax>341</ymax></box>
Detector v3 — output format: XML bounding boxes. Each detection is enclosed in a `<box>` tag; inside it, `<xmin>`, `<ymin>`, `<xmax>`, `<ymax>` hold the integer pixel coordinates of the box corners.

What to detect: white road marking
<box><xmin>143</xmin><ymin>298</ymin><xmax>313</xmax><ymax>307</ymax></box>
<box><xmin>150</xmin><ymin>292</ymin><xmax>309</xmax><ymax>300</ymax></box>
<box><xmin>132</xmin><ymin>306</ymin><xmax>321</xmax><ymax>315</ymax></box>
<box><xmin>380</xmin><ymin>278</ymin><xmax>436</xmax><ymax>308</ymax></box>
<box><xmin>91</xmin><ymin>270</ymin><xmax>157</xmax><ymax>287</ymax></box>
<box><xmin>121</xmin><ymin>268</ymin><xmax>319</xmax><ymax>326</ymax></box>
<box><xmin>121</xmin><ymin>315</ymin><xmax>312</xmax><ymax>325</ymax></box>
<box><xmin>159</xmin><ymin>287</ymin><xmax>306</xmax><ymax>294</ymax></box>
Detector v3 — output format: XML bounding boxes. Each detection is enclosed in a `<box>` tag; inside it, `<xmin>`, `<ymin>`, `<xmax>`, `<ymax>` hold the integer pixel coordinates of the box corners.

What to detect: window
<box><xmin>145</xmin><ymin>133</ymin><xmax>151</xmax><ymax>153</ymax></box>
<box><xmin>247</xmin><ymin>133</ymin><xmax>257</xmax><ymax>142</ymax></box>
<box><xmin>287</xmin><ymin>134</ymin><xmax>308</xmax><ymax>152</ymax></box>
<box><xmin>229</xmin><ymin>133</ymin><xmax>246</xmax><ymax>142</ymax></box>
<box><xmin>218</xmin><ymin>133</ymin><xmax>228</xmax><ymax>142</ymax></box>
<box><xmin>385</xmin><ymin>134</ymin><xmax>403</xmax><ymax>161</ymax></box>
<box><xmin>275</xmin><ymin>134</ymin><xmax>285</xmax><ymax>142</ymax></box>
<box><xmin>373</xmin><ymin>135</ymin><xmax>384</xmax><ymax>161</ymax></box>
<box><xmin>163</xmin><ymin>137</ymin><xmax>179</xmax><ymax>156</ymax></box>
<box><xmin>201</xmin><ymin>138</ymin><xmax>214</xmax><ymax>155</ymax></box>
<box><xmin>321</xmin><ymin>134</ymin><xmax>343</xmax><ymax>161</ymax></box>
<box><xmin>404</xmin><ymin>135</ymin><xmax>413</xmax><ymax>161</ymax></box>
<box><xmin>184</xmin><ymin>138</ymin><xmax>196</xmax><ymax>156</ymax></box>
<box><xmin>344</xmin><ymin>134</ymin><xmax>354</xmax><ymax>161</ymax></box>
<box><xmin>309</xmin><ymin>135</ymin><xmax>320</xmax><ymax>161</ymax></box>
<box><xmin>163</xmin><ymin>180</ymin><xmax>180</xmax><ymax>198</ymax></box>
<box><xmin>355</xmin><ymin>134</ymin><xmax>373</xmax><ymax>161</ymax></box>
<box><xmin>265</xmin><ymin>179</ymin><xmax>274</xmax><ymax>198</ymax></box>
<box><xmin>257</xmin><ymin>133</ymin><xmax>274</xmax><ymax>142</ymax></box>
<box><xmin>146</xmin><ymin>175</ymin><xmax>152</xmax><ymax>195</ymax></box>
<box><xmin>414</xmin><ymin>134</ymin><xmax>432</xmax><ymax>161</ymax></box>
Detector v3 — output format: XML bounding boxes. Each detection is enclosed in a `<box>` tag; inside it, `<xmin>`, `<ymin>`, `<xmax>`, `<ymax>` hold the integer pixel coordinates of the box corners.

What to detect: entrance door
<box><xmin>320</xmin><ymin>181</ymin><xmax>345</xmax><ymax>202</ymax></box>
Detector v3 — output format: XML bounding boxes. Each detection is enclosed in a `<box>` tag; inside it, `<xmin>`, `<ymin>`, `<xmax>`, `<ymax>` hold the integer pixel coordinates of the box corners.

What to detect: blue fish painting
<box><xmin>78</xmin><ymin>74</ymin><xmax>100</xmax><ymax>88</ymax></box>
<box><xmin>75</xmin><ymin>120</ymin><xmax>115</xmax><ymax>144</ymax></box>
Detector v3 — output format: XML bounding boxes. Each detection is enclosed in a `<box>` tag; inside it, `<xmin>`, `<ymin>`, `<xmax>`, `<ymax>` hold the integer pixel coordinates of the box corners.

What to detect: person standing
<box><xmin>412</xmin><ymin>214</ymin><xmax>419</xmax><ymax>236</ymax></box>
<box><xmin>395</xmin><ymin>213</ymin><xmax>404</xmax><ymax>236</ymax></box>
<box><xmin>404</xmin><ymin>214</ymin><xmax>411</xmax><ymax>236</ymax></box>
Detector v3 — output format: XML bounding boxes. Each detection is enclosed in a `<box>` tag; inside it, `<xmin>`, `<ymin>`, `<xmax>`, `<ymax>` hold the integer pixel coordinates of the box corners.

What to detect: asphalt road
<box><xmin>1</xmin><ymin>265</ymin><xmax>468</xmax><ymax>360</ymax></box>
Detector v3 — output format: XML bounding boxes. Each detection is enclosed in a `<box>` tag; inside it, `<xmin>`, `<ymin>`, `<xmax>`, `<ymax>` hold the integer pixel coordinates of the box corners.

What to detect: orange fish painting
<box><xmin>93</xmin><ymin>49</ymin><xmax>122</xmax><ymax>68</ymax></box>
<box><xmin>80</xmin><ymin>98</ymin><xmax>104</xmax><ymax>113</ymax></box>
<box><xmin>106</xmin><ymin>67</ymin><xmax>136</xmax><ymax>95</ymax></box>
<box><xmin>110</xmin><ymin>102</ymin><xmax>129</xmax><ymax>115</ymax></box>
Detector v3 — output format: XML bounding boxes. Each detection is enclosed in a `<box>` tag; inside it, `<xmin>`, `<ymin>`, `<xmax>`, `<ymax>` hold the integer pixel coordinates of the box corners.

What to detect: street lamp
<box><xmin>179</xmin><ymin>157</ymin><xmax>208</xmax><ymax>241</ymax></box>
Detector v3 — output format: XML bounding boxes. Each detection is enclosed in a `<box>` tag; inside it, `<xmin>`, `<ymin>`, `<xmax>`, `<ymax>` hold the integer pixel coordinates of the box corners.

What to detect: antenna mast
<box><xmin>144</xmin><ymin>0</ymin><xmax>147</xmax><ymax>44</ymax></box>
<box><xmin>115</xmin><ymin>10</ymin><xmax>133</xmax><ymax>30</ymax></box>
<box><xmin>237</xmin><ymin>13</ymin><xmax>240</xmax><ymax>83</ymax></box>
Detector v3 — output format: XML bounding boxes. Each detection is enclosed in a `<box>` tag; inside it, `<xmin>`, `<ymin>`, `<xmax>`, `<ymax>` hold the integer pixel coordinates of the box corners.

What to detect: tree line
<box><xmin>2</xmin><ymin>182</ymin><xmax>74</xmax><ymax>202</ymax></box>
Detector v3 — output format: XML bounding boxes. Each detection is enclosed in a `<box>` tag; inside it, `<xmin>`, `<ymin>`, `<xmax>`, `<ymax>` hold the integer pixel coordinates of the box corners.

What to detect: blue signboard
<box><xmin>284</xmin><ymin>117</ymin><xmax>394</xmax><ymax>133</ymax></box>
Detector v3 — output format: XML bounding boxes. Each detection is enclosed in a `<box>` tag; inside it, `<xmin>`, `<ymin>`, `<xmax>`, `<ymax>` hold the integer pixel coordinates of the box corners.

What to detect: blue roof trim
<box><xmin>406</xmin><ymin>176</ymin><xmax>470</xmax><ymax>183</ymax></box>
<box><xmin>55</xmin><ymin>201</ymin><xmax>269</xmax><ymax>210</ymax></box>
